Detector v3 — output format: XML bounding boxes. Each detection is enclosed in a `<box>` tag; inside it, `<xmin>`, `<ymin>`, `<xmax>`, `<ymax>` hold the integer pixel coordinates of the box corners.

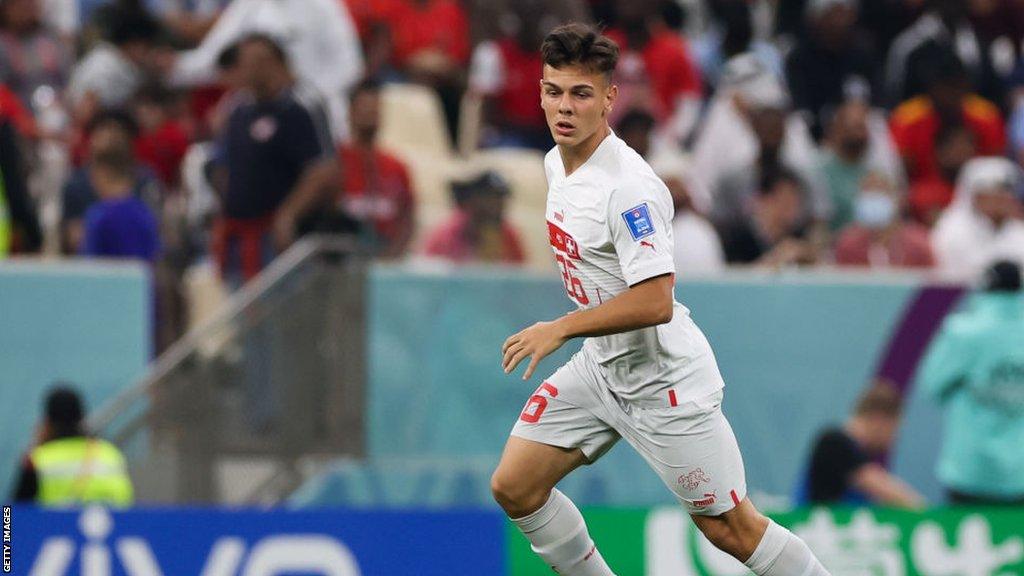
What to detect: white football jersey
<box><xmin>544</xmin><ymin>131</ymin><xmax>724</xmax><ymax>401</ymax></box>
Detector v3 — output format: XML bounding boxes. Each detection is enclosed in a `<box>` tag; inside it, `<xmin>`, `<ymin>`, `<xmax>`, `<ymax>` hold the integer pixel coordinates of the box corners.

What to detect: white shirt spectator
<box><xmin>67</xmin><ymin>43</ymin><xmax>142</xmax><ymax>108</ymax></box>
<box><xmin>931</xmin><ymin>157</ymin><xmax>1024</xmax><ymax>283</ymax></box>
<box><xmin>672</xmin><ymin>212</ymin><xmax>726</xmax><ymax>276</ymax></box>
<box><xmin>170</xmin><ymin>0</ymin><xmax>363</xmax><ymax>142</ymax></box>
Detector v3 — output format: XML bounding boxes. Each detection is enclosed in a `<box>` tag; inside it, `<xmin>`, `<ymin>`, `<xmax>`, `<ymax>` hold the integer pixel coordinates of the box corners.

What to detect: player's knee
<box><xmin>490</xmin><ymin>472</ymin><xmax>547</xmax><ymax>518</ymax></box>
<box><xmin>694</xmin><ymin>506</ymin><xmax>769</xmax><ymax>561</ymax></box>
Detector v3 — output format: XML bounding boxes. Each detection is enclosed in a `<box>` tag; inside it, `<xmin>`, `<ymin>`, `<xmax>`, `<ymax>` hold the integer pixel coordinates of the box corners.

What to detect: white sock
<box><xmin>744</xmin><ymin>520</ymin><xmax>831</xmax><ymax>576</ymax></box>
<box><xmin>510</xmin><ymin>488</ymin><xmax>615</xmax><ymax>575</ymax></box>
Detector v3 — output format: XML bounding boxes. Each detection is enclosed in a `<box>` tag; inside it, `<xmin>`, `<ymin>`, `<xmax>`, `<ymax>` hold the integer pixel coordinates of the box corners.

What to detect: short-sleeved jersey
<box><xmin>544</xmin><ymin>131</ymin><xmax>723</xmax><ymax>400</ymax></box>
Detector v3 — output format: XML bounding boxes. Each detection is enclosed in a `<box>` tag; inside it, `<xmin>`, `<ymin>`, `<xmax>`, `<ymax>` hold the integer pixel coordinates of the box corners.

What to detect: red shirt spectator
<box><xmin>890</xmin><ymin>95</ymin><xmax>1006</xmax><ymax>184</ymax></box>
<box><xmin>835</xmin><ymin>223</ymin><xmax>936</xmax><ymax>268</ymax></box>
<box><xmin>376</xmin><ymin>0</ymin><xmax>469</xmax><ymax>69</ymax></box>
<box><xmin>423</xmin><ymin>209</ymin><xmax>525</xmax><ymax>264</ymax></box>
<box><xmin>0</xmin><ymin>84</ymin><xmax>38</xmax><ymax>139</ymax></box>
<box><xmin>135</xmin><ymin>120</ymin><xmax>190</xmax><ymax>187</ymax></box>
<box><xmin>474</xmin><ymin>38</ymin><xmax>545</xmax><ymax>131</ymax></box>
<box><xmin>337</xmin><ymin>144</ymin><xmax>415</xmax><ymax>255</ymax></box>
<box><xmin>605</xmin><ymin>27</ymin><xmax>701</xmax><ymax>124</ymax></box>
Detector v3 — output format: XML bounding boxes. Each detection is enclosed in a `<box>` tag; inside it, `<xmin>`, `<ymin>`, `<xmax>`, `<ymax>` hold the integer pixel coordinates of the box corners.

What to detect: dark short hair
<box><xmin>984</xmin><ymin>260</ymin><xmax>1023</xmax><ymax>292</ymax></box>
<box><xmin>45</xmin><ymin>385</ymin><xmax>85</xmax><ymax>432</ymax></box>
<box><xmin>541</xmin><ymin>23</ymin><xmax>619</xmax><ymax>78</ymax></box>
<box><xmin>758</xmin><ymin>164</ymin><xmax>803</xmax><ymax>197</ymax></box>
<box><xmin>105</xmin><ymin>5</ymin><xmax>161</xmax><ymax>47</ymax></box>
<box><xmin>237</xmin><ymin>32</ymin><xmax>288</xmax><ymax>65</ymax></box>
<box><xmin>349</xmin><ymin>78</ymin><xmax>381</xmax><ymax>105</ymax></box>
<box><xmin>216</xmin><ymin>42</ymin><xmax>240</xmax><ymax>71</ymax></box>
<box><xmin>87</xmin><ymin>108</ymin><xmax>139</xmax><ymax>138</ymax></box>
<box><xmin>854</xmin><ymin>381</ymin><xmax>902</xmax><ymax>418</ymax></box>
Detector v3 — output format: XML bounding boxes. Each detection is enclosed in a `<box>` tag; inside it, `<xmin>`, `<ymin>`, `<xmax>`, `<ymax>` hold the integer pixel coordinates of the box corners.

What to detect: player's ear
<box><xmin>605</xmin><ymin>83</ymin><xmax>618</xmax><ymax>115</ymax></box>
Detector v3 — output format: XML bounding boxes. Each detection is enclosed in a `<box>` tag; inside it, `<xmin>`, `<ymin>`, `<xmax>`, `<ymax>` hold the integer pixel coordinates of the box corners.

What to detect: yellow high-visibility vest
<box><xmin>30</xmin><ymin>437</ymin><xmax>134</xmax><ymax>507</ymax></box>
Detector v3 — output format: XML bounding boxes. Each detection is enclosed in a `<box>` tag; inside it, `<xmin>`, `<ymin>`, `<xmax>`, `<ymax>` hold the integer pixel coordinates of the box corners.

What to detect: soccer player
<box><xmin>492</xmin><ymin>23</ymin><xmax>832</xmax><ymax>576</ymax></box>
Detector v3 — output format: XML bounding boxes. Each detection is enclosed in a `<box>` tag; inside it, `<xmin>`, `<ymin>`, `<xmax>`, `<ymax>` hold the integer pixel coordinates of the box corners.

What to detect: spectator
<box><xmin>11</xmin><ymin>385</ymin><xmax>134</xmax><ymax>507</ymax></box>
<box><xmin>423</xmin><ymin>170</ymin><xmax>525</xmax><ymax>264</ymax></box>
<box><xmin>692</xmin><ymin>54</ymin><xmax>823</xmax><ymax>224</ymax></box>
<box><xmin>466</xmin><ymin>0</ymin><xmax>551</xmax><ymax>150</ymax></box>
<box><xmin>170</xmin><ymin>0</ymin><xmax>363</xmax><ymax>143</ymax></box>
<box><xmin>66</xmin><ymin>4</ymin><xmax>162</xmax><ymax>123</ymax></box>
<box><xmin>931</xmin><ymin>157</ymin><xmax>1024</xmax><ymax>282</ymax></box>
<box><xmin>890</xmin><ymin>50</ymin><xmax>1006</xmax><ymax>195</ymax></box>
<box><xmin>0</xmin><ymin>0</ymin><xmax>72</xmax><ymax>113</ymax></box>
<box><xmin>61</xmin><ymin>109</ymin><xmax>161</xmax><ymax>253</ymax></box>
<box><xmin>802</xmin><ymin>382</ymin><xmax>925</xmax><ymax>508</ymax></box>
<box><xmin>1009</xmin><ymin>65</ymin><xmax>1024</xmax><ymax>167</ymax></box>
<box><xmin>606</xmin><ymin>0</ymin><xmax>703</xmax><ymax>142</ymax></box>
<box><xmin>463</xmin><ymin>0</ymin><xmax>590</xmax><ymax>48</ymax></box>
<box><xmin>694</xmin><ymin>0</ymin><xmax>783</xmax><ymax>90</ymax></box>
<box><xmin>885</xmin><ymin>0</ymin><xmax>1002</xmax><ymax>106</ymax></box>
<box><xmin>918</xmin><ymin>260</ymin><xmax>1024</xmax><ymax>506</ymax></box>
<box><xmin>213</xmin><ymin>33</ymin><xmax>338</xmax><ymax>286</ymax></box>
<box><xmin>336</xmin><ymin>80</ymin><xmax>415</xmax><ymax>259</ymax></box>
<box><xmin>716</xmin><ymin>166</ymin><xmax>814</xmax><ymax>267</ymax></box>
<box><xmin>132</xmin><ymin>83</ymin><xmax>190</xmax><ymax>188</ymax></box>
<box><xmin>816</xmin><ymin>98</ymin><xmax>904</xmax><ymax>231</ymax></box>
<box><xmin>145</xmin><ymin>0</ymin><xmax>231</xmax><ymax>46</ymax></box>
<box><xmin>906</xmin><ymin>122</ymin><xmax>978</xmax><ymax>225</ymax></box>
<box><xmin>617</xmin><ymin>108</ymin><xmax>724</xmax><ymax>275</ymax></box>
<box><xmin>363</xmin><ymin>0</ymin><xmax>469</xmax><ymax>141</ymax></box>
<box><xmin>834</xmin><ymin>173</ymin><xmax>935</xmax><ymax>269</ymax></box>
<box><xmin>784</xmin><ymin>0</ymin><xmax>880</xmax><ymax>141</ymax></box>
<box><xmin>80</xmin><ymin>124</ymin><xmax>160</xmax><ymax>261</ymax></box>
<box><xmin>0</xmin><ymin>113</ymin><xmax>42</xmax><ymax>255</ymax></box>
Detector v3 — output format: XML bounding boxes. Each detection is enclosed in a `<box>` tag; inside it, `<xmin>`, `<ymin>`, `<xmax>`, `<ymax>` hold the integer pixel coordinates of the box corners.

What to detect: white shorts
<box><xmin>510</xmin><ymin>348</ymin><xmax>747</xmax><ymax>516</ymax></box>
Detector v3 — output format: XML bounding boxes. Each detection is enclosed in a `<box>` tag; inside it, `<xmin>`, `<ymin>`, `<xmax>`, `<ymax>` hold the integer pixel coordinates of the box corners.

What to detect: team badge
<box><xmin>621</xmin><ymin>203</ymin><xmax>656</xmax><ymax>241</ymax></box>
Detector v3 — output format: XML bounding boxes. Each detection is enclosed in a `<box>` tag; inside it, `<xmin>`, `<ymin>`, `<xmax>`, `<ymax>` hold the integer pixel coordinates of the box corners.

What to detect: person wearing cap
<box><xmin>11</xmin><ymin>386</ymin><xmax>133</xmax><ymax>507</ymax></box>
<box><xmin>917</xmin><ymin>260</ymin><xmax>1024</xmax><ymax>506</ymax></box>
<box><xmin>930</xmin><ymin>157</ymin><xmax>1024</xmax><ymax>283</ymax></box>
<box><xmin>422</xmin><ymin>170</ymin><xmax>525</xmax><ymax>264</ymax></box>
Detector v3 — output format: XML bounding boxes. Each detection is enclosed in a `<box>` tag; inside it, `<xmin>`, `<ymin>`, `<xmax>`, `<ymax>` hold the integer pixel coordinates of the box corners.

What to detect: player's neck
<box><xmin>558</xmin><ymin>122</ymin><xmax>611</xmax><ymax>177</ymax></box>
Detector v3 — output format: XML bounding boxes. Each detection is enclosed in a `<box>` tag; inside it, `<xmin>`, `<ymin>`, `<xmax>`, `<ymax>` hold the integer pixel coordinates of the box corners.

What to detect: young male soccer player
<box><xmin>492</xmin><ymin>23</ymin><xmax>832</xmax><ymax>576</ymax></box>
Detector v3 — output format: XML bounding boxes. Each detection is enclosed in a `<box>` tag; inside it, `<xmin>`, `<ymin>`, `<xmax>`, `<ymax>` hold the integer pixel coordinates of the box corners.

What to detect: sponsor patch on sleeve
<box><xmin>621</xmin><ymin>203</ymin><xmax>656</xmax><ymax>241</ymax></box>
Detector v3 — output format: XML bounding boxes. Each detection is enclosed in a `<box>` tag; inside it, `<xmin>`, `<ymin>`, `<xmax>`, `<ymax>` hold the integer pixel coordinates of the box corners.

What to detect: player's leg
<box><xmin>616</xmin><ymin>388</ymin><xmax>831</xmax><ymax>575</ymax></box>
<box><xmin>683</xmin><ymin>411</ymin><xmax>831</xmax><ymax>575</ymax></box>
<box><xmin>493</xmin><ymin>360</ymin><xmax>620</xmax><ymax>575</ymax></box>
<box><xmin>691</xmin><ymin>498</ymin><xmax>830</xmax><ymax>576</ymax></box>
<box><xmin>491</xmin><ymin>435</ymin><xmax>587</xmax><ymax>517</ymax></box>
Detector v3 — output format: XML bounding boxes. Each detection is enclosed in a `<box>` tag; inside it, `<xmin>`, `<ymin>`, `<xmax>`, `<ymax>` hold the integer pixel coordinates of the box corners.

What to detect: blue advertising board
<box><xmin>5</xmin><ymin>506</ymin><xmax>504</xmax><ymax>576</ymax></box>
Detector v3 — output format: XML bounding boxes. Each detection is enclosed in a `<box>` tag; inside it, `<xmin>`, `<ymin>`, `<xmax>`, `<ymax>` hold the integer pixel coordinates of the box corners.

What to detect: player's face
<box><xmin>540</xmin><ymin>64</ymin><xmax>616</xmax><ymax>149</ymax></box>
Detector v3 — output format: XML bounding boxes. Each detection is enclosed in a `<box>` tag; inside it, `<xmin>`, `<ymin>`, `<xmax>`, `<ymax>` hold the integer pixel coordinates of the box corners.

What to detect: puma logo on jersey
<box><xmin>640</xmin><ymin>240</ymin><xmax>656</xmax><ymax>251</ymax></box>
<box><xmin>554</xmin><ymin>210</ymin><xmax>564</xmax><ymax>222</ymax></box>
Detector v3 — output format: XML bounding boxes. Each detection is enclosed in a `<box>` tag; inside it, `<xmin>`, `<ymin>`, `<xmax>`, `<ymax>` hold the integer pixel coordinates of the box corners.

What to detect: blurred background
<box><xmin>1</xmin><ymin>0</ymin><xmax>1023</xmax><ymax>574</ymax></box>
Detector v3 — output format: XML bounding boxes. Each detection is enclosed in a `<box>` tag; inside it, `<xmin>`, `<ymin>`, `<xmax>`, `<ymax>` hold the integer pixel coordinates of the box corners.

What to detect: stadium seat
<box><xmin>378</xmin><ymin>83</ymin><xmax>453</xmax><ymax>161</ymax></box>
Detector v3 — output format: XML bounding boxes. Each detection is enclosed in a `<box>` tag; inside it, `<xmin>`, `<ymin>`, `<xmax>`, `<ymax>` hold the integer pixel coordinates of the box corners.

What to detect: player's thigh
<box><xmin>625</xmin><ymin>391</ymin><xmax>748</xmax><ymax>517</ymax></box>
<box><xmin>491</xmin><ymin>435</ymin><xmax>589</xmax><ymax>509</ymax></box>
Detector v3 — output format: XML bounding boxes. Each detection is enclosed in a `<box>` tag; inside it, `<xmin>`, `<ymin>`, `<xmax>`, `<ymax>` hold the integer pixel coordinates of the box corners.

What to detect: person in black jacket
<box><xmin>0</xmin><ymin>115</ymin><xmax>42</xmax><ymax>254</ymax></box>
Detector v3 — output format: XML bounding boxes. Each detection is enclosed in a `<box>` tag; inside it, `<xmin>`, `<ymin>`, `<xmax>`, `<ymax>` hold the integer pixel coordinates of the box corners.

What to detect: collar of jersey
<box><xmin>557</xmin><ymin>129</ymin><xmax>618</xmax><ymax>182</ymax></box>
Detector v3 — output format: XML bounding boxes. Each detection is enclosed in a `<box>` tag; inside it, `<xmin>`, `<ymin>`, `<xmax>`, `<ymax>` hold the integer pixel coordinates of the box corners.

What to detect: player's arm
<box><xmin>850</xmin><ymin>463</ymin><xmax>926</xmax><ymax>509</ymax></box>
<box><xmin>502</xmin><ymin>273</ymin><xmax>674</xmax><ymax>380</ymax></box>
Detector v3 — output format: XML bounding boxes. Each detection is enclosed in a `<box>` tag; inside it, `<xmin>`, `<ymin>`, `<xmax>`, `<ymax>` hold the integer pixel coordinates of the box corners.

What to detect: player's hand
<box><xmin>502</xmin><ymin>320</ymin><xmax>567</xmax><ymax>380</ymax></box>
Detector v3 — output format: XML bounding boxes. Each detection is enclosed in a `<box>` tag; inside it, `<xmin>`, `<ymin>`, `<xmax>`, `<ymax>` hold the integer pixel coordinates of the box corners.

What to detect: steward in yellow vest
<box><xmin>12</xmin><ymin>387</ymin><xmax>133</xmax><ymax>506</ymax></box>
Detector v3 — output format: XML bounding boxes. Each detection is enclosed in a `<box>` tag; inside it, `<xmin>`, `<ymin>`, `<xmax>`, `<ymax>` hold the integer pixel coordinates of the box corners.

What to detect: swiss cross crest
<box><xmin>677</xmin><ymin>468</ymin><xmax>711</xmax><ymax>491</ymax></box>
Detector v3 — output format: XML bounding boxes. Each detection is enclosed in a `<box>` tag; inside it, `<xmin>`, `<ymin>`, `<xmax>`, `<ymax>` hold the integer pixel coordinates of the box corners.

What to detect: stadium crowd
<box><xmin>2</xmin><ymin>0</ymin><xmax>1024</xmax><ymax>348</ymax></box>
